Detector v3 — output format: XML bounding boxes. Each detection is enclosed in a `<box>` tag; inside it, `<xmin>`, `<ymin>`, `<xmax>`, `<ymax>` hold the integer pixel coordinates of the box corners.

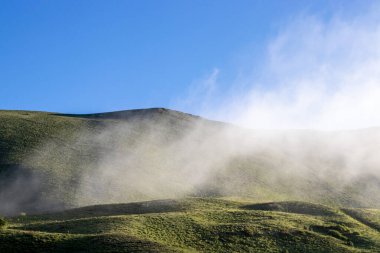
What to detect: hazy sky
<box><xmin>1</xmin><ymin>1</ymin><xmax>379</xmax><ymax>129</ymax></box>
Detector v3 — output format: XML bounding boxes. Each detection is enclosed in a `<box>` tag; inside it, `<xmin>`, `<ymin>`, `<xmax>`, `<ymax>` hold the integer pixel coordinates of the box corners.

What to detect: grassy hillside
<box><xmin>1</xmin><ymin>109</ymin><xmax>380</xmax><ymax>252</ymax></box>
<box><xmin>0</xmin><ymin>109</ymin><xmax>208</xmax><ymax>215</ymax></box>
<box><xmin>1</xmin><ymin>109</ymin><xmax>380</xmax><ymax>216</ymax></box>
<box><xmin>1</xmin><ymin>198</ymin><xmax>380</xmax><ymax>252</ymax></box>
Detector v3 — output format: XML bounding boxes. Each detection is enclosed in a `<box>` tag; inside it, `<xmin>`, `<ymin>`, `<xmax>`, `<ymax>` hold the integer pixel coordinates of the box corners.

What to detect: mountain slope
<box><xmin>1</xmin><ymin>108</ymin><xmax>380</xmax><ymax>216</ymax></box>
<box><xmin>0</xmin><ymin>108</ymin><xmax>223</xmax><ymax>215</ymax></box>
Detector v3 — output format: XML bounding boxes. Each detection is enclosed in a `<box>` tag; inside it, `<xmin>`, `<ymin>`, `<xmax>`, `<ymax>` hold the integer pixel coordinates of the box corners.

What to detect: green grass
<box><xmin>0</xmin><ymin>217</ymin><xmax>6</xmax><ymax>229</ymax></box>
<box><xmin>1</xmin><ymin>198</ymin><xmax>380</xmax><ymax>252</ymax></box>
<box><xmin>341</xmin><ymin>208</ymin><xmax>380</xmax><ymax>232</ymax></box>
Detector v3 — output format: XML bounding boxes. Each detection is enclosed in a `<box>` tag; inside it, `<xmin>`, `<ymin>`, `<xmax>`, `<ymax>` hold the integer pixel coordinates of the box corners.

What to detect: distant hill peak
<box><xmin>57</xmin><ymin>108</ymin><xmax>202</xmax><ymax>121</ymax></box>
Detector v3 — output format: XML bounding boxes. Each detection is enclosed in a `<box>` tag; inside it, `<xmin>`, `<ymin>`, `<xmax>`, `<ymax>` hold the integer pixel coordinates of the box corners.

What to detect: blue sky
<box><xmin>1</xmin><ymin>0</ymin><xmax>378</xmax><ymax>129</ymax></box>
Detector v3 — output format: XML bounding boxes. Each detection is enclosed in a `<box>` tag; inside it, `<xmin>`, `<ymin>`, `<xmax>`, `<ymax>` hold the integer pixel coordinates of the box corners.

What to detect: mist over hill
<box><xmin>0</xmin><ymin>108</ymin><xmax>380</xmax><ymax>216</ymax></box>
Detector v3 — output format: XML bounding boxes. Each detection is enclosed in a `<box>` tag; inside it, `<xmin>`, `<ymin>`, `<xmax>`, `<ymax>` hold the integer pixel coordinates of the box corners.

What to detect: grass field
<box><xmin>1</xmin><ymin>198</ymin><xmax>380</xmax><ymax>252</ymax></box>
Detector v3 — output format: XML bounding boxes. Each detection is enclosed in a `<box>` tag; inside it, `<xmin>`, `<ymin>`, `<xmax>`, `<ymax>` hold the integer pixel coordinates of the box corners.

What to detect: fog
<box><xmin>0</xmin><ymin>108</ymin><xmax>380</xmax><ymax>216</ymax></box>
<box><xmin>176</xmin><ymin>6</ymin><xmax>380</xmax><ymax>130</ymax></box>
<box><xmin>0</xmin><ymin>113</ymin><xmax>372</xmax><ymax>216</ymax></box>
<box><xmin>72</xmin><ymin>120</ymin><xmax>380</xmax><ymax>208</ymax></box>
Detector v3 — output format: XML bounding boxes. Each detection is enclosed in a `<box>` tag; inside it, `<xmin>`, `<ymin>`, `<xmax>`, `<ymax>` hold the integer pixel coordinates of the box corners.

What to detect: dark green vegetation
<box><xmin>1</xmin><ymin>198</ymin><xmax>380</xmax><ymax>252</ymax></box>
<box><xmin>1</xmin><ymin>109</ymin><xmax>380</xmax><ymax>252</ymax></box>
<box><xmin>0</xmin><ymin>217</ymin><xmax>6</xmax><ymax>229</ymax></box>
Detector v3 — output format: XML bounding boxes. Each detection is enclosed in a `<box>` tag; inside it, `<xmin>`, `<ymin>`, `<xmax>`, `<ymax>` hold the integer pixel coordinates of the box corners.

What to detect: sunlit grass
<box><xmin>1</xmin><ymin>198</ymin><xmax>380</xmax><ymax>252</ymax></box>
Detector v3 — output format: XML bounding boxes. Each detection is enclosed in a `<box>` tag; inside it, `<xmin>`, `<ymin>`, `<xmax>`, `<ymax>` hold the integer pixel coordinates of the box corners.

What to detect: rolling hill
<box><xmin>2</xmin><ymin>198</ymin><xmax>380</xmax><ymax>252</ymax></box>
<box><xmin>1</xmin><ymin>108</ymin><xmax>380</xmax><ymax>252</ymax></box>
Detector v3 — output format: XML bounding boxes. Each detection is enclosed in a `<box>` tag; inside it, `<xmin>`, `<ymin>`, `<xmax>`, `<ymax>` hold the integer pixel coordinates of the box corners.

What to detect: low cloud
<box><xmin>182</xmin><ymin>8</ymin><xmax>380</xmax><ymax>130</ymax></box>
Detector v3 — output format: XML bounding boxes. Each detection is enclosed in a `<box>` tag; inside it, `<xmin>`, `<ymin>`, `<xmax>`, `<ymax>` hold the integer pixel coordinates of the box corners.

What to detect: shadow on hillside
<box><xmin>53</xmin><ymin>108</ymin><xmax>188</xmax><ymax>120</ymax></box>
<box><xmin>241</xmin><ymin>201</ymin><xmax>337</xmax><ymax>216</ymax></box>
<box><xmin>0</xmin><ymin>232</ymin><xmax>174</xmax><ymax>253</ymax></box>
<box><xmin>37</xmin><ymin>199</ymin><xmax>184</xmax><ymax>220</ymax></box>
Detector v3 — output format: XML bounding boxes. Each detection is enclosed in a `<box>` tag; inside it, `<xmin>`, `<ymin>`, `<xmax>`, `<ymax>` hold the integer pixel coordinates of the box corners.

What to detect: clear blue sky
<box><xmin>0</xmin><ymin>0</ymin><xmax>370</xmax><ymax>114</ymax></box>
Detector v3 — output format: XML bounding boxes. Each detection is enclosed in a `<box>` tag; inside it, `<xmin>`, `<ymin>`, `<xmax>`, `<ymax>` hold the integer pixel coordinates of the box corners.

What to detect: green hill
<box><xmin>1</xmin><ymin>108</ymin><xmax>380</xmax><ymax>251</ymax></box>
<box><xmin>0</xmin><ymin>108</ymin><xmax>224</xmax><ymax>215</ymax></box>
<box><xmin>1</xmin><ymin>109</ymin><xmax>380</xmax><ymax>216</ymax></box>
